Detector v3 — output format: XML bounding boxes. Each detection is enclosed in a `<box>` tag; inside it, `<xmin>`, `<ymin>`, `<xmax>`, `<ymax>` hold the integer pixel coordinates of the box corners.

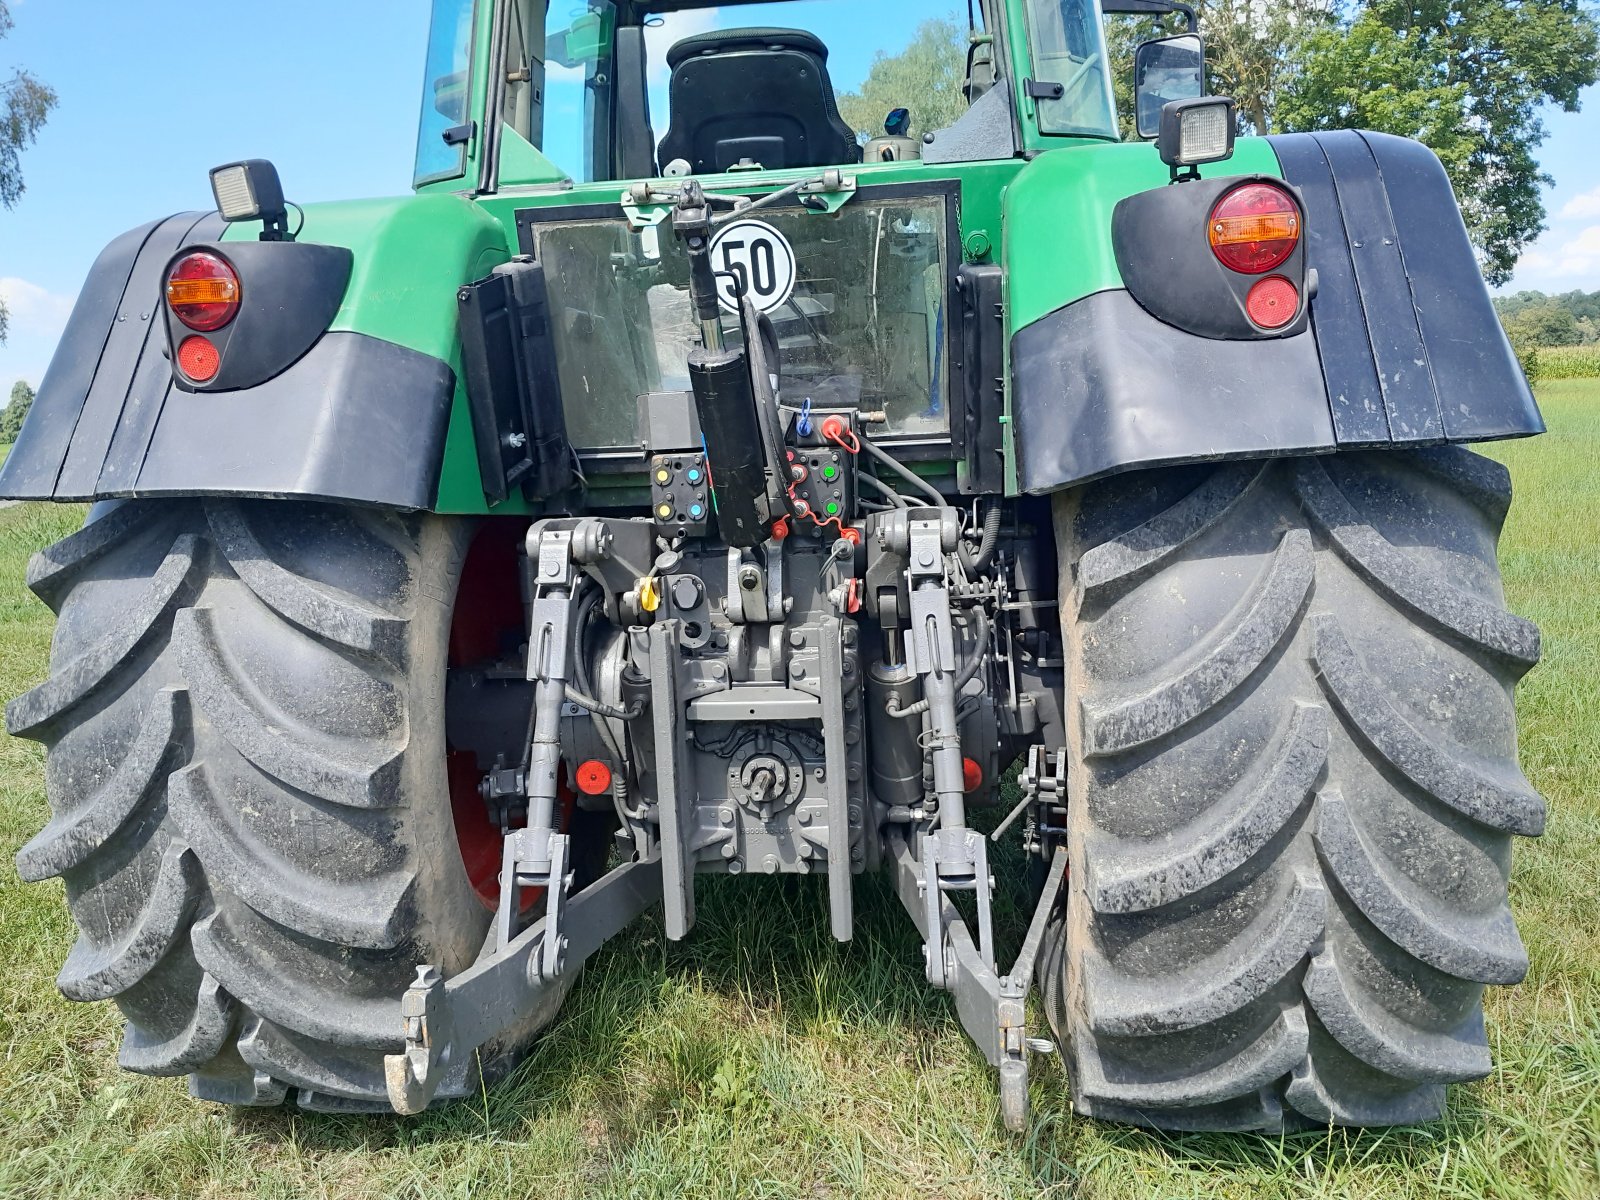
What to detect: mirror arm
<box><xmin>1101</xmin><ymin>0</ymin><xmax>1199</xmax><ymax>34</ymax></box>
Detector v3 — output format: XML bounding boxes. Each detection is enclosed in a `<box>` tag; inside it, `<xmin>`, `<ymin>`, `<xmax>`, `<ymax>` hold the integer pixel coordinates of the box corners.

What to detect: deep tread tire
<box><xmin>10</xmin><ymin>499</ymin><xmax>567</xmax><ymax>1110</ymax></box>
<box><xmin>1043</xmin><ymin>448</ymin><xmax>1542</xmax><ymax>1131</ymax></box>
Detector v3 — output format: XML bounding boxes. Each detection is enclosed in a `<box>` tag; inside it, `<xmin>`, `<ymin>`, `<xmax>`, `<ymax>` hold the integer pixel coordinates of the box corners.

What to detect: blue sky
<box><xmin>2</xmin><ymin>0</ymin><xmax>1598</xmax><ymax>393</ymax></box>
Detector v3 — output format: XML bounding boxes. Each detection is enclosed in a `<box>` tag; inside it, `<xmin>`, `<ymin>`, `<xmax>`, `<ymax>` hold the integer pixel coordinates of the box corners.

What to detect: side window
<box><xmin>414</xmin><ymin>0</ymin><xmax>478</xmax><ymax>186</ymax></box>
<box><xmin>1025</xmin><ymin>0</ymin><xmax>1118</xmax><ymax>139</ymax></box>
<box><xmin>541</xmin><ymin>1</ymin><xmax>618</xmax><ymax>183</ymax></box>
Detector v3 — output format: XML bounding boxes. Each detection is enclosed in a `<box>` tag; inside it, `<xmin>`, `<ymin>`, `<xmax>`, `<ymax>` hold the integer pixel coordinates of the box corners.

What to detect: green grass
<box><xmin>2</xmin><ymin>386</ymin><xmax>1598</xmax><ymax>1199</ymax></box>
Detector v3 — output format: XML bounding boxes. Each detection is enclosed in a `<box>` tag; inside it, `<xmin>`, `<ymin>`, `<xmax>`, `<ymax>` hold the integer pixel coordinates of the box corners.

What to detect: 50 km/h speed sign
<box><xmin>709</xmin><ymin>219</ymin><xmax>797</xmax><ymax>315</ymax></box>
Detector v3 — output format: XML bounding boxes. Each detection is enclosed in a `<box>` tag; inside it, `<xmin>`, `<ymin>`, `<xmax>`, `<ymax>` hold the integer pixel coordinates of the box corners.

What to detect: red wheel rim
<box><xmin>447</xmin><ymin>521</ymin><xmax>576</xmax><ymax>912</ymax></box>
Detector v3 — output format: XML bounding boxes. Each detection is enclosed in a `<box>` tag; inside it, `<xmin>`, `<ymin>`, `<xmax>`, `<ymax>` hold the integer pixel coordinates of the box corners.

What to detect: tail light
<box><xmin>166</xmin><ymin>251</ymin><xmax>241</xmax><ymax>331</ymax></box>
<box><xmin>1209</xmin><ymin>183</ymin><xmax>1301</xmax><ymax>274</ymax></box>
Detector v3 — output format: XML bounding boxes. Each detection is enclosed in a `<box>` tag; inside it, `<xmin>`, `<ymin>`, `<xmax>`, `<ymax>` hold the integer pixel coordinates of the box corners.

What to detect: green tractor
<box><xmin>2</xmin><ymin>0</ymin><xmax>1546</xmax><ymax>1132</ymax></box>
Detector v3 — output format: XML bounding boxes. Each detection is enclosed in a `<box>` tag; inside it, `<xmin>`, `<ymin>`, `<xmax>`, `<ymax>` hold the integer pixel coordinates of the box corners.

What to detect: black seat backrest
<box><xmin>656</xmin><ymin>27</ymin><xmax>862</xmax><ymax>174</ymax></box>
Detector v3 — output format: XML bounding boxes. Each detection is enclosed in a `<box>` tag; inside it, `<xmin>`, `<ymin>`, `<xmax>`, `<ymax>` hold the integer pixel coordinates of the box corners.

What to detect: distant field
<box><xmin>0</xmin><ymin>384</ymin><xmax>1595</xmax><ymax>1199</ymax></box>
<box><xmin>1538</xmin><ymin>345</ymin><xmax>1600</xmax><ymax>379</ymax></box>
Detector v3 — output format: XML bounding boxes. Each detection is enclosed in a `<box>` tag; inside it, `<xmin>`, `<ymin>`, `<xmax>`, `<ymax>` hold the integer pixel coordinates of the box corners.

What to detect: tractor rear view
<box><xmin>2</xmin><ymin>0</ymin><xmax>1546</xmax><ymax>1132</ymax></box>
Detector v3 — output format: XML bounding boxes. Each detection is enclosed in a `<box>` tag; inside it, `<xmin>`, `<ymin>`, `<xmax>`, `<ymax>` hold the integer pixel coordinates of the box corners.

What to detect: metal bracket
<box><xmin>991</xmin><ymin>744</ymin><xmax>1068</xmax><ymax>849</ymax></box>
<box><xmin>789</xmin><ymin>171</ymin><xmax>857</xmax><ymax>214</ymax></box>
<box><xmin>893</xmin><ymin>834</ymin><xmax>1068</xmax><ymax>1133</ymax></box>
<box><xmin>620</xmin><ymin>183</ymin><xmax>676</xmax><ymax>230</ymax></box>
<box><xmin>384</xmin><ymin>854</ymin><xmax>663</xmax><ymax>1114</ymax></box>
<box><xmin>493</xmin><ymin>827</ymin><xmax>572</xmax><ymax>977</ymax></box>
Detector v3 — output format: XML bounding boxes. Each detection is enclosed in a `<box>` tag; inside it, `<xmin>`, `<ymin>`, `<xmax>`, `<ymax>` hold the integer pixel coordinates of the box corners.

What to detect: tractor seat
<box><xmin>656</xmin><ymin>27</ymin><xmax>863</xmax><ymax>174</ymax></box>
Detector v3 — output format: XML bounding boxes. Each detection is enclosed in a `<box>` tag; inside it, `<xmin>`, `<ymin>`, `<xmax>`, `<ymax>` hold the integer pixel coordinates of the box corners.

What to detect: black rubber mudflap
<box><xmin>9</xmin><ymin>500</ymin><xmax>571</xmax><ymax>1111</ymax></box>
<box><xmin>1042</xmin><ymin>448</ymin><xmax>1543</xmax><ymax>1131</ymax></box>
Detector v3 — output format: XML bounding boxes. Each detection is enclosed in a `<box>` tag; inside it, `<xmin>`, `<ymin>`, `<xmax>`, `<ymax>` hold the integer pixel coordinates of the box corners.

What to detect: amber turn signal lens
<box><xmin>177</xmin><ymin>335</ymin><xmax>221</xmax><ymax>382</ymax></box>
<box><xmin>1209</xmin><ymin>183</ymin><xmax>1301</xmax><ymax>274</ymax></box>
<box><xmin>166</xmin><ymin>251</ymin><xmax>241</xmax><ymax>332</ymax></box>
<box><xmin>1246</xmin><ymin>276</ymin><xmax>1300</xmax><ymax>329</ymax></box>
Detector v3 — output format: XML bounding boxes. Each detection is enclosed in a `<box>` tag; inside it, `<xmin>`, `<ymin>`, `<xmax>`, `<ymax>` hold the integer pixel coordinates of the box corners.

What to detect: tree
<box><xmin>1502</xmin><ymin>301</ymin><xmax>1582</xmax><ymax>348</ymax></box>
<box><xmin>1103</xmin><ymin>3</ymin><xmax>1337</xmax><ymax>139</ymax></box>
<box><xmin>1</xmin><ymin>0</ymin><xmax>57</xmax><ymax>345</ymax></box>
<box><xmin>1279</xmin><ymin>0</ymin><xmax>1600</xmax><ymax>285</ymax></box>
<box><xmin>1198</xmin><ymin>0</ymin><xmax>1338</xmax><ymax>135</ymax></box>
<box><xmin>1</xmin><ymin>379</ymin><xmax>34</xmax><ymax>443</ymax></box>
<box><xmin>837</xmin><ymin>19</ymin><xmax>971</xmax><ymax>141</ymax></box>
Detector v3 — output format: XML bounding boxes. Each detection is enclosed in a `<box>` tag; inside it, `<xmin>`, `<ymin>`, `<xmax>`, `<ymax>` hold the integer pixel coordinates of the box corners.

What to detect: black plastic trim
<box><xmin>165</xmin><ymin>240</ymin><xmax>353</xmax><ymax>393</ymax></box>
<box><xmin>132</xmin><ymin>331</ymin><xmax>455</xmax><ymax>508</ymax></box>
<box><xmin>1012</xmin><ymin>288</ymin><xmax>1333</xmax><ymax>494</ymax></box>
<box><xmin>458</xmin><ymin>258</ymin><xmax>574</xmax><ymax>504</ymax></box>
<box><xmin>0</xmin><ymin>212</ymin><xmax>455</xmax><ymax>510</ymax></box>
<box><xmin>955</xmin><ymin>263</ymin><xmax>1005</xmax><ymax>494</ymax></box>
<box><xmin>1268</xmin><ymin>130</ymin><xmax>1542</xmax><ymax>446</ymax></box>
<box><xmin>1112</xmin><ymin>174</ymin><xmax>1309</xmax><ymax>341</ymax></box>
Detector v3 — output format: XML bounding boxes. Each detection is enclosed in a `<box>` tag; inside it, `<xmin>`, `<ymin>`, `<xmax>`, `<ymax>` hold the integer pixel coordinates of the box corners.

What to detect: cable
<box><xmin>564</xmin><ymin>684</ymin><xmax>643</xmax><ymax>721</ymax></box>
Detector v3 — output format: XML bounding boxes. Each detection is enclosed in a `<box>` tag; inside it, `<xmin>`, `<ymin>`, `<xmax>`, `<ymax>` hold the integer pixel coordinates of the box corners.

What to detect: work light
<box><xmin>209</xmin><ymin>159</ymin><xmax>292</xmax><ymax>241</ymax></box>
<box><xmin>1157</xmin><ymin>97</ymin><xmax>1237</xmax><ymax>179</ymax></box>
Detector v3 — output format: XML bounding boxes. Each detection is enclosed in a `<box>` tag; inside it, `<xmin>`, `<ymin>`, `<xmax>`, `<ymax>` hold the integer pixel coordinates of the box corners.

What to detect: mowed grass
<box><xmin>1</xmin><ymin>386</ymin><xmax>1597</xmax><ymax>1199</ymax></box>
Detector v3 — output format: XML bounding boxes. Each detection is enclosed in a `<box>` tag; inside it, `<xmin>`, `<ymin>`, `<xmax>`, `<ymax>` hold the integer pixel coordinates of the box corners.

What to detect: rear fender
<box><xmin>1009</xmin><ymin>130</ymin><xmax>1542</xmax><ymax>495</ymax></box>
<box><xmin>0</xmin><ymin>195</ymin><xmax>508</xmax><ymax>510</ymax></box>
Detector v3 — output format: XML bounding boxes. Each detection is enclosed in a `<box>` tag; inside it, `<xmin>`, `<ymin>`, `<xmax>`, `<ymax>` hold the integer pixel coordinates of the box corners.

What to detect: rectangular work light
<box><xmin>1158</xmin><ymin>97</ymin><xmax>1237</xmax><ymax>175</ymax></box>
<box><xmin>209</xmin><ymin>159</ymin><xmax>291</xmax><ymax>241</ymax></box>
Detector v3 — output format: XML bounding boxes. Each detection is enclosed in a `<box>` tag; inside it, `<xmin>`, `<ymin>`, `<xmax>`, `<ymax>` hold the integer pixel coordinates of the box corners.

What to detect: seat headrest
<box><xmin>666</xmin><ymin>27</ymin><xmax>830</xmax><ymax>70</ymax></box>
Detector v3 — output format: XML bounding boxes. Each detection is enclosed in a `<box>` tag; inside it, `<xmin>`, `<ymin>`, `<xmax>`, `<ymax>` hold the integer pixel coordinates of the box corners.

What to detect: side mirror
<box><xmin>1134</xmin><ymin>34</ymin><xmax>1205</xmax><ymax>140</ymax></box>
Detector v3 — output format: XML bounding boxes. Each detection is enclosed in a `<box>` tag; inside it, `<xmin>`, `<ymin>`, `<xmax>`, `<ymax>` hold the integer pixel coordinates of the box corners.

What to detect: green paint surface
<box><xmin>226</xmin><ymin>193</ymin><xmax>513</xmax><ymax>514</ymax></box>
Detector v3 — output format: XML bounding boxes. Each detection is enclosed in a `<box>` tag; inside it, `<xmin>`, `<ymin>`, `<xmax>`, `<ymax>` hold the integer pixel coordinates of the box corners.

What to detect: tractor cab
<box><xmin>414</xmin><ymin>0</ymin><xmax>1140</xmax><ymax>192</ymax></box>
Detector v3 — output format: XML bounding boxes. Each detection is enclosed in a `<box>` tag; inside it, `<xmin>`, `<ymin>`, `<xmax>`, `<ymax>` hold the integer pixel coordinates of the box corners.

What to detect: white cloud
<box><xmin>1509</xmin><ymin>223</ymin><xmax>1600</xmax><ymax>287</ymax></box>
<box><xmin>1558</xmin><ymin>186</ymin><xmax>1600</xmax><ymax>221</ymax></box>
<box><xmin>0</xmin><ymin>278</ymin><xmax>76</xmax><ymax>339</ymax></box>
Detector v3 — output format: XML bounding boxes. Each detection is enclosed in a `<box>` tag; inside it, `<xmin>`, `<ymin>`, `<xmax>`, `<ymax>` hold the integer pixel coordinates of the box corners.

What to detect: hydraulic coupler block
<box><xmin>650</xmin><ymin>452</ymin><xmax>712</xmax><ymax>537</ymax></box>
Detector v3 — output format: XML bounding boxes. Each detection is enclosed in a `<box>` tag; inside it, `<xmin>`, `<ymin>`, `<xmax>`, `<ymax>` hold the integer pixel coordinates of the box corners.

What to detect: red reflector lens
<box><xmin>576</xmin><ymin>760</ymin><xmax>612</xmax><ymax>796</ymax></box>
<box><xmin>1209</xmin><ymin>183</ymin><xmax>1301</xmax><ymax>274</ymax></box>
<box><xmin>962</xmin><ymin>757</ymin><xmax>983</xmax><ymax>794</ymax></box>
<box><xmin>166</xmin><ymin>251</ymin><xmax>241</xmax><ymax>331</ymax></box>
<box><xmin>177</xmin><ymin>335</ymin><xmax>221</xmax><ymax>382</ymax></box>
<box><xmin>1246</xmin><ymin>276</ymin><xmax>1300</xmax><ymax>329</ymax></box>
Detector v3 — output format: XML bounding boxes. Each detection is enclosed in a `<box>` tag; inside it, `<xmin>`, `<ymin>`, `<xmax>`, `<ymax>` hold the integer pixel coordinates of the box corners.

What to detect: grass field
<box><xmin>1</xmin><ymin>384</ymin><xmax>1596</xmax><ymax>1199</ymax></box>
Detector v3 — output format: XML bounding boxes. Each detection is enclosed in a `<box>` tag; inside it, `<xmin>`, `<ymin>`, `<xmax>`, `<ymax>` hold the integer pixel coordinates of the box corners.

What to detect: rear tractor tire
<box><xmin>9</xmin><ymin>499</ymin><xmax>570</xmax><ymax>1111</ymax></box>
<box><xmin>1042</xmin><ymin>447</ymin><xmax>1543</xmax><ymax>1131</ymax></box>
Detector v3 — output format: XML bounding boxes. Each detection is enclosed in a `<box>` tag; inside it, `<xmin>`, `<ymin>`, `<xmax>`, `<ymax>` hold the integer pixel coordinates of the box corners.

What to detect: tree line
<box><xmin>1494</xmin><ymin>289</ymin><xmax>1600</xmax><ymax>348</ymax></box>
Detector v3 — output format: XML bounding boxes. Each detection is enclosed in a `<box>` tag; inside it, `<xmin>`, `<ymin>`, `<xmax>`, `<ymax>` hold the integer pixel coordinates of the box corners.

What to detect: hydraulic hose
<box><xmin>960</xmin><ymin>497</ymin><xmax>1003</xmax><ymax>575</ymax></box>
<box><xmin>563</xmin><ymin>684</ymin><xmax>643</xmax><ymax>721</ymax></box>
<box><xmin>859</xmin><ymin>472</ymin><xmax>910</xmax><ymax>508</ymax></box>
<box><xmin>886</xmin><ymin>608</ymin><xmax>991</xmax><ymax>719</ymax></box>
<box><xmin>857</xmin><ymin>437</ymin><xmax>948</xmax><ymax>508</ymax></box>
